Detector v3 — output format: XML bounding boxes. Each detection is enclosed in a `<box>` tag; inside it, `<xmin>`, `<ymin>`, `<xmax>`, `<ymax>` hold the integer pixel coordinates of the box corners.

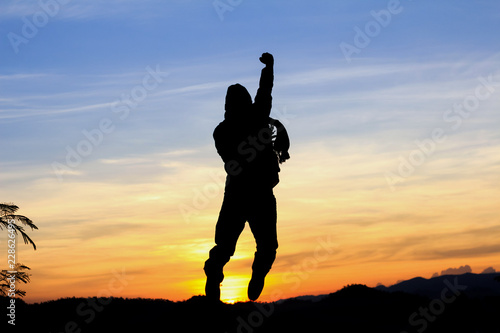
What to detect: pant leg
<box><xmin>204</xmin><ymin>192</ymin><xmax>247</xmax><ymax>277</ymax></box>
<box><xmin>247</xmin><ymin>190</ymin><xmax>278</xmax><ymax>275</ymax></box>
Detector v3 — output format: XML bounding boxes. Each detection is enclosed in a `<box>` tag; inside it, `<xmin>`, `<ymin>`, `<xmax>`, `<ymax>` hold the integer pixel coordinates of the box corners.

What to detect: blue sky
<box><xmin>1</xmin><ymin>0</ymin><xmax>500</xmax><ymax>302</ymax></box>
<box><xmin>2</xmin><ymin>0</ymin><xmax>499</xmax><ymax>172</ymax></box>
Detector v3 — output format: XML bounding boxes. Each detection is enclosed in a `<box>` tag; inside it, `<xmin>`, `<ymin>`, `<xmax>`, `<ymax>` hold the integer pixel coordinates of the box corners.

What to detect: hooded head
<box><xmin>224</xmin><ymin>84</ymin><xmax>252</xmax><ymax>121</ymax></box>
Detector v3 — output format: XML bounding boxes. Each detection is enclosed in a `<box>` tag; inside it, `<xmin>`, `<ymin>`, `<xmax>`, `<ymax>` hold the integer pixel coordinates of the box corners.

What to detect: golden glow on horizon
<box><xmin>220</xmin><ymin>275</ymin><xmax>250</xmax><ymax>304</ymax></box>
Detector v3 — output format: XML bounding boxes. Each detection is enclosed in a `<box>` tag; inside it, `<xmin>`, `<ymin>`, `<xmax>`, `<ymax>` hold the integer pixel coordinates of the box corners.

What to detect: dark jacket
<box><xmin>214</xmin><ymin>65</ymin><xmax>280</xmax><ymax>191</ymax></box>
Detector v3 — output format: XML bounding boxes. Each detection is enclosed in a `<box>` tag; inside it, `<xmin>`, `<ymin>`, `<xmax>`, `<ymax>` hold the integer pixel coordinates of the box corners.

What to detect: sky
<box><xmin>1</xmin><ymin>0</ymin><xmax>500</xmax><ymax>304</ymax></box>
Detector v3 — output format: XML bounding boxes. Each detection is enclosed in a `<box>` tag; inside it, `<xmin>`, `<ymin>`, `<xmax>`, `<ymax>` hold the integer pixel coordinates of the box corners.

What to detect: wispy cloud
<box><xmin>0</xmin><ymin>73</ymin><xmax>52</xmax><ymax>80</ymax></box>
<box><xmin>0</xmin><ymin>0</ymin><xmax>176</xmax><ymax>21</ymax></box>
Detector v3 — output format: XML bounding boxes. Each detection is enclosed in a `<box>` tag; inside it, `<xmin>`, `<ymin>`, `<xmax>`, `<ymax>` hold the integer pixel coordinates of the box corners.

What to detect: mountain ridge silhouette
<box><xmin>375</xmin><ymin>272</ymin><xmax>500</xmax><ymax>299</ymax></box>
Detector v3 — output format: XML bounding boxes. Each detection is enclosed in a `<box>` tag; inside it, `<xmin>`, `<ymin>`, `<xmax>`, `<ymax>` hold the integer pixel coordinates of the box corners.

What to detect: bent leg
<box><xmin>248</xmin><ymin>192</ymin><xmax>278</xmax><ymax>275</ymax></box>
<box><xmin>246</xmin><ymin>191</ymin><xmax>277</xmax><ymax>301</ymax></box>
<box><xmin>204</xmin><ymin>194</ymin><xmax>246</xmax><ymax>282</ymax></box>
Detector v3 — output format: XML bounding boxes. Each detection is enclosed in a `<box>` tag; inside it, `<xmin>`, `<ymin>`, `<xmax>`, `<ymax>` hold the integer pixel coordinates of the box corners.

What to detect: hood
<box><xmin>224</xmin><ymin>84</ymin><xmax>252</xmax><ymax>121</ymax></box>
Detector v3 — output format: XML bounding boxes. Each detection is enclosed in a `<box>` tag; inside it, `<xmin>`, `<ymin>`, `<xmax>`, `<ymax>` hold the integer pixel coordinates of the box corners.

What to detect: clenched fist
<box><xmin>259</xmin><ymin>52</ymin><xmax>274</xmax><ymax>66</ymax></box>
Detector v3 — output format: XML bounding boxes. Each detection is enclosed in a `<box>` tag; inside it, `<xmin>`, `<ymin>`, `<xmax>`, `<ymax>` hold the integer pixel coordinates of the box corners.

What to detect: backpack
<box><xmin>269</xmin><ymin>117</ymin><xmax>290</xmax><ymax>164</ymax></box>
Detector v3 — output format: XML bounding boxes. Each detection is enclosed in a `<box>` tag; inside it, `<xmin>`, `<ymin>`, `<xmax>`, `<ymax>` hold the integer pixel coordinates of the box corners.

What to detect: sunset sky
<box><xmin>1</xmin><ymin>0</ymin><xmax>499</xmax><ymax>304</ymax></box>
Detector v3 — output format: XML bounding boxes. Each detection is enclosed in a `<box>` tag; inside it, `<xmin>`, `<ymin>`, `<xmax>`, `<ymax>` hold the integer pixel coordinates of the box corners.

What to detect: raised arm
<box><xmin>253</xmin><ymin>52</ymin><xmax>274</xmax><ymax>118</ymax></box>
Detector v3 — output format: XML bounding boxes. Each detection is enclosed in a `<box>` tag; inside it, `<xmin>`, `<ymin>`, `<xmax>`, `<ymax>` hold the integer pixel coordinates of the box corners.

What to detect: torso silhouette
<box><xmin>213</xmin><ymin>64</ymin><xmax>280</xmax><ymax>192</ymax></box>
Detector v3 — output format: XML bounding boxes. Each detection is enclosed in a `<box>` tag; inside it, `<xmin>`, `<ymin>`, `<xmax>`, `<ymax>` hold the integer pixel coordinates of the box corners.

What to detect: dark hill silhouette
<box><xmin>375</xmin><ymin>272</ymin><xmax>500</xmax><ymax>299</ymax></box>
<box><xmin>2</xmin><ymin>273</ymin><xmax>499</xmax><ymax>332</ymax></box>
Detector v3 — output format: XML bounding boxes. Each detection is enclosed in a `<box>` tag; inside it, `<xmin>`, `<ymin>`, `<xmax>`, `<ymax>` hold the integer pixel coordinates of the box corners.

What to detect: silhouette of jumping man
<box><xmin>204</xmin><ymin>52</ymin><xmax>290</xmax><ymax>302</ymax></box>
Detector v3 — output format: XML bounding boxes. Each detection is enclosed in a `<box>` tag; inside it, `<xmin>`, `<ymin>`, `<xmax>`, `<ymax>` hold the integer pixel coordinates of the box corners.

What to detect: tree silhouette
<box><xmin>0</xmin><ymin>264</ymin><xmax>31</xmax><ymax>298</ymax></box>
<box><xmin>0</xmin><ymin>203</ymin><xmax>37</xmax><ymax>249</ymax></box>
<box><xmin>0</xmin><ymin>202</ymin><xmax>38</xmax><ymax>297</ymax></box>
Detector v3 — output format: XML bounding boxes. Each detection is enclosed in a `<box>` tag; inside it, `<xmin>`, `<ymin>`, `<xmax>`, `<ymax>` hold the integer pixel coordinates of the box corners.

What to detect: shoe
<box><xmin>248</xmin><ymin>273</ymin><xmax>266</xmax><ymax>301</ymax></box>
